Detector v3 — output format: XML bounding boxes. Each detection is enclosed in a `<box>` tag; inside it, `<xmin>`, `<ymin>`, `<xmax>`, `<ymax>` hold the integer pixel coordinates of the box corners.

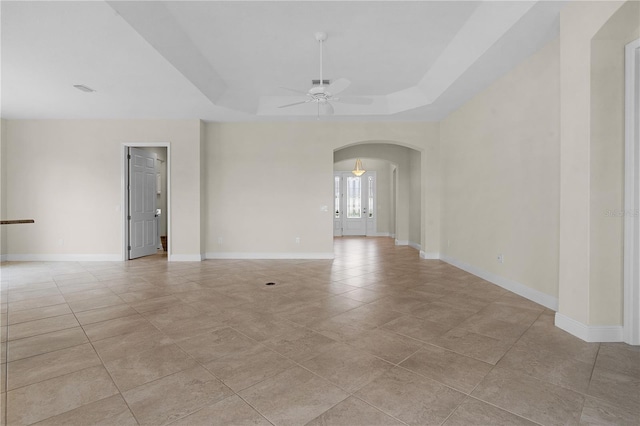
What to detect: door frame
<box><xmin>624</xmin><ymin>38</ymin><xmax>640</xmax><ymax>345</ymax></box>
<box><xmin>121</xmin><ymin>142</ymin><xmax>171</xmax><ymax>261</ymax></box>
<box><xmin>334</xmin><ymin>170</ymin><xmax>377</xmax><ymax>237</ymax></box>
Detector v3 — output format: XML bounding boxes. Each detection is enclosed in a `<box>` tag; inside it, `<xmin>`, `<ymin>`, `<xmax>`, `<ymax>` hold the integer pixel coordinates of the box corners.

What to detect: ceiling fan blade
<box><xmin>332</xmin><ymin>96</ymin><xmax>373</xmax><ymax>105</ymax></box>
<box><xmin>279</xmin><ymin>87</ymin><xmax>309</xmax><ymax>95</ymax></box>
<box><xmin>320</xmin><ymin>102</ymin><xmax>334</xmax><ymax>115</ymax></box>
<box><xmin>278</xmin><ymin>99</ymin><xmax>311</xmax><ymax>108</ymax></box>
<box><xmin>327</xmin><ymin>78</ymin><xmax>350</xmax><ymax>95</ymax></box>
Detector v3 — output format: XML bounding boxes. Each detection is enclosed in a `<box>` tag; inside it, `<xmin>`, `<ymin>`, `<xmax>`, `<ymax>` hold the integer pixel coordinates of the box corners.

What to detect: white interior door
<box><xmin>336</xmin><ymin>172</ymin><xmax>376</xmax><ymax>236</ymax></box>
<box><xmin>129</xmin><ymin>147</ymin><xmax>158</xmax><ymax>259</ymax></box>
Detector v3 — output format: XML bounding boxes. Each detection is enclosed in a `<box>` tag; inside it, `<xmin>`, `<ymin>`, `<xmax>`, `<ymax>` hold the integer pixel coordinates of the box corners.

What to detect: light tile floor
<box><xmin>1</xmin><ymin>238</ymin><xmax>639</xmax><ymax>425</ymax></box>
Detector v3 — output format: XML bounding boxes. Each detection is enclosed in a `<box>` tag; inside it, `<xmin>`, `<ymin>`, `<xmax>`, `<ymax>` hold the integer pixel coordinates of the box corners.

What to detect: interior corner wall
<box><xmin>409</xmin><ymin>151</ymin><xmax>422</xmax><ymax>249</ymax></box>
<box><xmin>0</xmin><ymin>119</ymin><xmax>6</xmax><ymax>259</ymax></box>
<box><xmin>440</xmin><ymin>37</ymin><xmax>561</xmax><ymax>309</ymax></box>
<box><xmin>589</xmin><ymin>1</ymin><xmax>640</xmax><ymax>326</ymax></box>
<box><xmin>3</xmin><ymin>119</ymin><xmax>202</xmax><ymax>261</ymax></box>
<box><xmin>200</xmin><ymin>119</ymin><xmax>206</xmax><ymax>258</ymax></box>
<box><xmin>558</xmin><ymin>0</ymin><xmax>627</xmax><ymax>330</ymax></box>
<box><xmin>422</xmin><ymin>123</ymin><xmax>440</xmax><ymax>258</ymax></box>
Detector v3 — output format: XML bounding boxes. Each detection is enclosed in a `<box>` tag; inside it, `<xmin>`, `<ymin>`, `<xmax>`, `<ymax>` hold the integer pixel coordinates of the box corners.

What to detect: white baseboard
<box><xmin>369</xmin><ymin>232</ymin><xmax>391</xmax><ymax>237</ymax></box>
<box><xmin>555</xmin><ymin>313</ymin><xmax>623</xmax><ymax>342</ymax></box>
<box><xmin>408</xmin><ymin>242</ymin><xmax>421</xmax><ymax>251</ymax></box>
<box><xmin>420</xmin><ymin>251</ymin><xmax>440</xmax><ymax>260</ymax></box>
<box><xmin>205</xmin><ymin>252</ymin><xmax>334</xmax><ymax>260</ymax></box>
<box><xmin>5</xmin><ymin>254</ymin><xmax>121</xmax><ymax>262</ymax></box>
<box><xmin>441</xmin><ymin>254</ymin><xmax>558</xmax><ymax>311</ymax></box>
<box><xmin>169</xmin><ymin>254</ymin><xmax>204</xmax><ymax>262</ymax></box>
<box><xmin>395</xmin><ymin>239</ymin><xmax>408</xmax><ymax>246</ymax></box>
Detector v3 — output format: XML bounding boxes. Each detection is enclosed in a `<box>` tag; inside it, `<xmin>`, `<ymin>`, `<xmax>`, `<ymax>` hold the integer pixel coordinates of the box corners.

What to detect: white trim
<box><xmin>206</xmin><ymin>252</ymin><xmax>334</xmax><ymax>260</ymax></box>
<box><xmin>0</xmin><ymin>254</ymin><xmax>9</xmax><ymax>262</ymax></box>
<box><xmin>408</xmin><ymin>242</ymin><xmax>421</xmax><ymax>251</ymax></box>
<box><xmin>441</xmin><ymin>255</ymin><xmax>558</xmax><ymax>311</ymax></box>
<box><xmin>5</xmin><ymin>254</ymin><xmax>121</xmax><ymax>262</ymax></box>
<box><xmin>420</xmin><ymin>251</ymin><xmax>439</xmax><ymax>260</ymax></box>
<box><xmin>122</xmin><ymin>142</ymin><xmax>171</xmax><ymax>262</ymax></box>
<box><xmin>395</xmin><ymin>239</ymin><xmax>408</xmax><ymax>246</ymax></box>
<box><xmin>624</xmin><ymin>39</ymin><xmax>640</xmax><ymax>345</ymax></box>
<box><xmin>371</xmin><ymin>232</ymin><xmax>391</xmax><ymax>237</ymax></box>
<box><xmin>555</xmin><ymin>313</ymin><xmax>624</xmax><ymax>343</ymax></box>
<box><xmin>169</xmin><ymin>254</ymin><xmax>203</xmax><ymax>262</ymax></box>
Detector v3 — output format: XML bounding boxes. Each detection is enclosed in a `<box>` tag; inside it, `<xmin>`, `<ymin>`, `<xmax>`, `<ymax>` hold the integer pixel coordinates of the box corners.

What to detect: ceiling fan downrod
<box><xmin>315</xmin><ymin>32</ymin><xmax>327</xmax><ymax>87</ymax></box>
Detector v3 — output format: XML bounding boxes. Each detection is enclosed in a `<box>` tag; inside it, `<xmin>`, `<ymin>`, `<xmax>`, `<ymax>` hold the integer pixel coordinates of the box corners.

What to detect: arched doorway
<box><xmin>333</xmin><ymin>143</ymin><xmax>422</xmax><ymax>251</ymax></box>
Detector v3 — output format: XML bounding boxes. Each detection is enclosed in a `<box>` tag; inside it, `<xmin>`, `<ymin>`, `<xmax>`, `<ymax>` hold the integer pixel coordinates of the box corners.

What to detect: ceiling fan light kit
<box><xmin>314</xmin><ymin>31</ymin><xmax>327</xmax><ymax>42</ymax></box>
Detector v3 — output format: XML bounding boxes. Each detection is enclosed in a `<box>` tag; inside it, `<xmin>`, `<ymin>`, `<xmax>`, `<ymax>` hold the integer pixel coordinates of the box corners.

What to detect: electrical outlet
<box><xmin>497</xmin><ymin>253</ymin><xmax>504</xmax><ymax>263</ymax></box>
<box><xmin>295</xmin><ymin>237</ymin><xmax>301</xmax><ymax>244</ymax></box>
<box><xmin>217</xmin><ymin>237</ymin><xmax>223</xmax><ymax>245</ymax></box>
<box><xmin>58</xmin><ymin>238</ymin><xmax>64</xmax><ymax>247</ymax></box>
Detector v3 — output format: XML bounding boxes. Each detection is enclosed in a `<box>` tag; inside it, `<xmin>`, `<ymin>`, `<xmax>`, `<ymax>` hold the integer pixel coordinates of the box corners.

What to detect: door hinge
<box><xmin>128</xmin><ymin>245</ymin><xmax>131</xmax><ymax>251</ymax></box>
<box><xmin>128</xmin><ymin>215</ymin><xmax>131</xmax><ymax>220</ymax></box>
<box><xmin>128</xmin><ymin>154</ymin><xmax>131</xmax><ymax>160</ymax></box>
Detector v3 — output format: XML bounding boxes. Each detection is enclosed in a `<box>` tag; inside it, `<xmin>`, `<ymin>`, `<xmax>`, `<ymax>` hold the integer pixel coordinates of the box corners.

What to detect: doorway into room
<box><xmin>122</xmin><ymin>143</ymin><xmax>169</xmax><ymax>261</ymax></box>
<box><xmin>334</xmin><ymin>171</ymin><xmax>376</xmax><ymax>237</ymax></box>
<box><xmin>333</xmin><ymin>143</ymin><xmax>422</xmax><ymax>250</ymax></box>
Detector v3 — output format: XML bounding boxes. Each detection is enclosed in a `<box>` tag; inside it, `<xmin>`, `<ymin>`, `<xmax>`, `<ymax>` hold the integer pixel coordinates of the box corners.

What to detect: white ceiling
<box><xmin>0</xmin><ymin>1</ymin><xmax>565</xmax><ymax>122</ymax></box>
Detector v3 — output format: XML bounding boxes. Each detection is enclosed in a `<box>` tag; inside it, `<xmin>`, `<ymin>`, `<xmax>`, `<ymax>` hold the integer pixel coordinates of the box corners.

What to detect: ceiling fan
<box><xmin>278</xmin><ymin>31</ymin><xmax>372</xmax><ymax>116</ymax></box>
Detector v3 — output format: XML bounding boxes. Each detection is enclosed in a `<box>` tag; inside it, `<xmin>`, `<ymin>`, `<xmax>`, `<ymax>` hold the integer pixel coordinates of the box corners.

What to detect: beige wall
<box><xmin>204</xmin><ymin>122</ymin><xmax>334</xmax><ymax>256</ymax></box>
<box><xmin>440</xmin><ymin>37</ymin><xmax>561</xmax><ymax>303</ymax></box>
<box><xmin>334</xmin><ymin>158</ymin><xmax>392</xmax><ymax>235</ymax></box>
<box><xmin>0</xmin><ymin>119</ymin><xmax>6</xmax><ymax>258</ymax></box>
<box><xmin>422</xmin><ymin>124</ymin><xmax>440</xmax><ymax>257</ymax></box>
<box><xmin>203</xmin><ymin>122</ymin><xmax>438</xmax><ymax>257</ymax></box>
<box><xmin>558</xmin><ymin>0</ymin><xmax>628</xmax><ymax>327</ymax></box>
<box><xmin>200</xmin><ymin>120</ymin><xmax>207</xmax><ymax>256</ymax></box>
<box><xmin>2</xmin><ymin>119</ymin><xmax>202</xmax><ymax>260</ymax></box>
<box><xmin>409</xmin><ymin>151</ymin><xmax>422</xmax><ymax>248</ymax></box>
<box><xmin>0</xmin><ymin>120</ymin><xmax>438</xmax><ymax>260</ymax></box>
<box><xmin>589</xmin><ymin>1</ymin><xmax>640</xmax><ymax>325</ymax></box>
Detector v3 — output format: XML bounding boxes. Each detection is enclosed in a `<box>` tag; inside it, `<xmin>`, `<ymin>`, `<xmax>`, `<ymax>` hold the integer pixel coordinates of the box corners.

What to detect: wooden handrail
<box><xmin>0</xmin><ymin>220</ymin><xmax>35</xmax><ymax>225</ymax></box>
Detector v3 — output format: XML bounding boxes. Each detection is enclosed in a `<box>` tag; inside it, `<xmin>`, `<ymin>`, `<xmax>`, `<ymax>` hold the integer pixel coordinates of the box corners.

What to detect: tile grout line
<box><xmin>4</xmin><ymin>239</ymin><xmax>632</xmax><ymax>425</ymax></box>
<box><xmin>57</xmin><ymin>268</ymin><xmax>141</xmax><ymax>425</ymax></box>
<box><xmin>462</xmin><ymin>394</ymin><xmax>546</xmax><ymax>426</ymax></box>
<box><xmin>219</xmin><ymin>319</ymin><xmax>434</xmax><ymax>425</ymax></box>
<box><xmin>455</xmin><ymin>308</ymin><xmax>547</xmax><ymax>423</ymax></box>
<box><xmin>11</xmin><ymin>268</ymin><xmax>125</xmax><ymax>424</ymax></box>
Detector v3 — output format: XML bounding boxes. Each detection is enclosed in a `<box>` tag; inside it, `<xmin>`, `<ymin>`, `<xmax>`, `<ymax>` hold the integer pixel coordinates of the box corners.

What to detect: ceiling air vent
<box><xmin>311</xmin><ymin>79</ymin><xmax>331</xmax><ymax>86</ymax></box>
